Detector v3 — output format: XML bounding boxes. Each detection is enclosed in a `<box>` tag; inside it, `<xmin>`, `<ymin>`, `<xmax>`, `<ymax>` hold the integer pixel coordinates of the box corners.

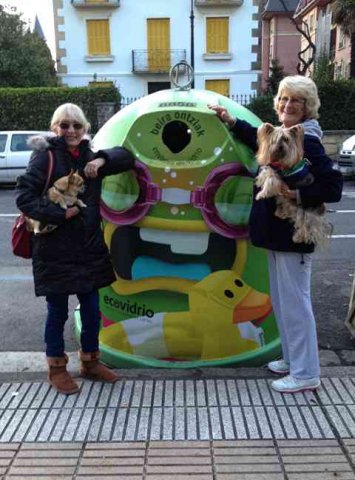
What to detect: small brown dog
<box><xmin>255</xmin><ymin>123</ymin><xmax>331</xmax><ymax>247</ymax></box>
<box><xmin>28</xmin><ymin>170</ymin><xmax>86</xmax><ymax>235</ymax></box>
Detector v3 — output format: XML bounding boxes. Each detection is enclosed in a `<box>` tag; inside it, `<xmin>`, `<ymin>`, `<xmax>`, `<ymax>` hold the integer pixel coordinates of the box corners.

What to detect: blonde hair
<box><xmin>273</xmin><ymin>75</ymin><xmax>320</xmax><ymax>119</ymax></box>
<box><xmin>50</xmin><ymin>103</ymin><xmax>90</xmax><ymax>132</ymax></box>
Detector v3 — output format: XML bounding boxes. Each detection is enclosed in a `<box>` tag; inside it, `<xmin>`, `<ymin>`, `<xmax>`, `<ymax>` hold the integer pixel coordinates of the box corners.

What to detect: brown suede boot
<box><xmin>79</xmin><ymin>350</ymin><xmax>118</xmax><ymax>383</ymax></box>
<box><xmin>47</xmin><ymin>354</ymin><xmax>79</xmax><ymax>395</ymax></box>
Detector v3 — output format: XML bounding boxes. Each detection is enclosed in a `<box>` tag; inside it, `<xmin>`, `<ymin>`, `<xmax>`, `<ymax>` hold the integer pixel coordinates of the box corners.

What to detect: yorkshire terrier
<box><xmin>27</xmin><ymin>170</ymin><xmax>86</xmax><ymax>235</ymax></box>
<box><xmin>255</xmin><ymin>123</ymin><xmax>331</xmax><ymax>247</ymax></box>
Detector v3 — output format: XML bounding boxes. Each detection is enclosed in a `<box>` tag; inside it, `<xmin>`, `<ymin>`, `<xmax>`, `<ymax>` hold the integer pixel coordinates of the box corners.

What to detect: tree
<box><xmin>0</xmin><ymin>5</ymin><xmax>57</xmax><ymax>87</ymax></box>
<box><xmin>332</xmin><ymin>0</ymin><xmax>355</xmax><ymax>78</ymax></box>
<box><xmin>312</xmin><ymin>50</ymin><xmax>334</xmax><ymax>84</ymax></box>
<box><xmin>278</xmin><ymin>0</ymin><xmax>317</xmax><ymax>75</ymax></box>
<box><xmin>265</xmin><ymin>59</ymin><xmax>287</xmax><ymax>94</ymax></box>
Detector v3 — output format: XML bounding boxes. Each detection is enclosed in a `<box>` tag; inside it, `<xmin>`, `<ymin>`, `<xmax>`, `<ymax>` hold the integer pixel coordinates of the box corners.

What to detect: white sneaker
<box><xmin>271</xmin><ymin>375</ymin><xmax>320</xmax><ymax>394</ymax></box>
<box><xmin>267</xmin><ymin>359</ymin><xmax>290</xmax><ymax>375</ymax></box>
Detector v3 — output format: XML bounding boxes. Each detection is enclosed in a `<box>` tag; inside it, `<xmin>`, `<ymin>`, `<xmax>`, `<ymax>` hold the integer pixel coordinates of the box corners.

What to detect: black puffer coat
<box><xmin>16</xmin><ymin>135</ymin><xmax>135</xmax><ymax>296</ymax></box>
<box><xmin>230</xmin><ymin>119</ymin><xmax>343</xmax><ymax>253</ymax></box>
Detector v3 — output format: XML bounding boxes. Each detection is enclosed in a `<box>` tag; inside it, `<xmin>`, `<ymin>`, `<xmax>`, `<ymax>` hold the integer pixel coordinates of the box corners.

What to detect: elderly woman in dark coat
<box><xmin>210</xmin><ymin>76</ymin><xmax>343</xmax><ymax>394</ymax></box>
<box><xmin>16</xmin><ymin>103</ymin><xmax>135</xmax><ymax>395</ymax></box>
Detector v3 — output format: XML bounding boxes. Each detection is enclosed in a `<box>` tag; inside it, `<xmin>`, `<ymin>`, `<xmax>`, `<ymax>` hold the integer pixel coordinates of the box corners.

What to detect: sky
<box><xmin>0</xmin><ymin>0</ymin><xmax>55</xmax><ymax>57</ymax></box>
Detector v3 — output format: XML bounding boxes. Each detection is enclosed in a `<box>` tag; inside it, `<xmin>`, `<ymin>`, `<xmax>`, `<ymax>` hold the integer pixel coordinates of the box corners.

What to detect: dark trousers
<box><xmin>45</xmin><ymin>291</ymin><xmax>100</xmax><ymax>357</ymax></box>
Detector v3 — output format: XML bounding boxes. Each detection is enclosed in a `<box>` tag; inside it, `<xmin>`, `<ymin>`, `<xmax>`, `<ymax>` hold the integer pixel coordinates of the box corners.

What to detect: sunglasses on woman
<box><xmin>59</xmin><ymin>122</ymin><xmax>83</xmax><ymax>130</ymax></box>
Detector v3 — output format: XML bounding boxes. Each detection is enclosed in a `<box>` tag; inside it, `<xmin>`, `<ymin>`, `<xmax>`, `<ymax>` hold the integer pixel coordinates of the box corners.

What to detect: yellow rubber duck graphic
<box><xmin>100</xmin><ymin>270</ymin><xmax>271</xmax><ymax>361</ymax></box>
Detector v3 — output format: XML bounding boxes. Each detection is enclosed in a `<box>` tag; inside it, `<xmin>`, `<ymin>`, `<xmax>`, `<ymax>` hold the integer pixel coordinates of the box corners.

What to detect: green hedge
<box><xmin>247</xmin><ymin>80</ymin><xmax>355</xmax><ymax>130</ymax></box>
<box><xmin>0</xmin><ymin>85</ymin><xmax>120</xmax><ymax>133</ymax></box>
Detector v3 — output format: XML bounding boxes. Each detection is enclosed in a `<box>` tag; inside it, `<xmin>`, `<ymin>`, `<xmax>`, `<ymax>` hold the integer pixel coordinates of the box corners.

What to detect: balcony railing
<box><xmin>132</xmin><ymin>49</ymin><xmax>186</xmax><ymax>74</ymax></box>
<box><xmin>195</xmin><ymin>0</ymin><xmax>243</xmax><ymax>6</ymax></box>
<box><xmin>71</xmin><ymin>0</ymin><xmax>120</xmax><ymax>8</ymax></box>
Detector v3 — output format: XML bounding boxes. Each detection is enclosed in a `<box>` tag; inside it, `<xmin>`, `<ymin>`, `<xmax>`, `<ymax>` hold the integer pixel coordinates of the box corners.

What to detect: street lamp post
<box><xmin>190</xmin><ymin>0</ymin><xmax>195</xmax><ymax>88</ymax></box>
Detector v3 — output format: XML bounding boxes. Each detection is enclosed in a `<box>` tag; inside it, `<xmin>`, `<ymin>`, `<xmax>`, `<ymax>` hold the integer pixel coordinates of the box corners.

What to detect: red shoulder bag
<box><xmin>12</xmin><ymin>151</ymin><xmax>54</xmax><ymax>259</ymax></box>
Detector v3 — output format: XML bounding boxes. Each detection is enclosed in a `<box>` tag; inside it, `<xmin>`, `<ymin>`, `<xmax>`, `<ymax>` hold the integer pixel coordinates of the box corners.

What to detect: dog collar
<box><xmin>53</xmin><ymin>185</ymin><xmax>67</xmax><ymax>195</ymax></box>
<box><xmin>278</xmin><ymin>159</ymin><xmax>308</xmax><ymax>178</ymax></box>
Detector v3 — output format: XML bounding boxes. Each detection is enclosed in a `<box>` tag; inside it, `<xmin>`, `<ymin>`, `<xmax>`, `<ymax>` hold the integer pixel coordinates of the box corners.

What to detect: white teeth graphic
<box><xmin>161</xmin><ymin>188</ymin><xmax>191</xmax><ymax>205</ymax></box>
<box><xmin>139</xmin><ymin>228</ymin><xmax>209</xmax><ymax>255</ymax></box>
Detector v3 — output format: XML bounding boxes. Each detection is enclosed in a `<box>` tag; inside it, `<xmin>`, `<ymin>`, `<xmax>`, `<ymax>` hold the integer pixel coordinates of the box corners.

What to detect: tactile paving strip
<box><xmin>0</xmin><ymin>378</ymin><xmax>354</xmax><ymax>442</ymax></box>
<box><xmin>1</xmin><ymin>439</ymin><xmax>355</xmax><ymax>479</ymax></box>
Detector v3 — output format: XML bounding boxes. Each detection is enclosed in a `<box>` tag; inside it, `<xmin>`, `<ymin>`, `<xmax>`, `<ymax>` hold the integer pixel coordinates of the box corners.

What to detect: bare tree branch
<box><xmin>278</xmin><ymin>0</ymin><xmax>317</xmax><ymax>75</ymax></box>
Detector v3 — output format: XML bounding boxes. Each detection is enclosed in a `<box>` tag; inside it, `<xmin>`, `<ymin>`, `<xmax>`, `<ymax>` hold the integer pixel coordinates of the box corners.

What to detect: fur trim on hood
<box><xmin>27</xmin><ymin>134</ymin><xmax>54</xmax><ymax>151</ymax></box>
<box><xmin>27</xmin><ymin>133</ymin><xmax>92</xmax><ymax>151</ymax></box>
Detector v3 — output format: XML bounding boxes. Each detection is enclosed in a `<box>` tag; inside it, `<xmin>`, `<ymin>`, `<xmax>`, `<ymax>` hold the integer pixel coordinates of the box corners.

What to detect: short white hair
<box><xmin>50</xmin><ymin>103</ymin><xmax>90</xmax><ymax>132</ymax></box>
<box><xmin>273</xmin><ymin>75</ymin><xmax>320</xmax><ymax>119</ymax></box>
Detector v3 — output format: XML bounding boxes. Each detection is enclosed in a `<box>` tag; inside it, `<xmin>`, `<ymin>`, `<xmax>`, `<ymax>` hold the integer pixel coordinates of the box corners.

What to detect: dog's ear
<box><xmin>288</xmin><ymin>124</ymin><xmax>304</xmax><ymax>139</ymax></box>
<box><xmin>68</xmin><ymin>169</ymin><xmax>74</xmax><ymax>177</ymax></box>
<box><xmin>258</xmin><ymin>123</ymin><xmax>275</xmax><ymax>137</ymax></box>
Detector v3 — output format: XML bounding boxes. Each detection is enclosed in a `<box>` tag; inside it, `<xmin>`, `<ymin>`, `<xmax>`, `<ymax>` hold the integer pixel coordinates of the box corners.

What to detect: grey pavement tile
<box><xmin>243</xmin><ymin>407</ymin><xmax>259</xmax><ymax>439</ymax></box>
<box><xmin>87</xmin><ymin>407</ymin><xmax>105</xmax><ymax>442</ymax></box>
<box><xmin>186</xmin><ymin>380</ymin><xmax>196</xmax><ymax>406</ymax></box>
<box><xmin>150</xmin><ymin>407</ymin><xmax>163</xmax><ymax>440</ymax></box>
<box><xmin>36</xmin><ymin>408</ymin><xmax>60</xmax><ymax>442</ymax></box>
<box><xmin>108</xmin><ymin>381</ymin><xmax>123</xmax><ymax>408</ymax></box>
<box><xmin>61</xmin><ymin>408</ymin><xmax>83</xmax><ymax>442</ymax></box>
<box><xmin>174</xmin><ymin>407</ymin><xmax>185</xmax><ymax>440</ymax></box>
<box><xmin>120</xmin><ymin>381</ymin><xmax>134</xmax><ymax>408</ymax></box>
<box><xmin>196</xmin><ymin>380</ymin><xmax>207</xmax><ymax>407</ymax></box>
<box><xmin>131</xmin><ymin>380</ymin><xmax>144</xmax><ymax>408</ymax></box>
<box><xmin>265</xmin><ymin>406</ymin><xmax>285</xmax><ymax>439</ymax></box>
<box><xmin>325</xmin><ymin>405</ymin><xmax>352</xmax><ymax>437</ymax></box>
<box><xmin>152</xmin><ymin>381</ymin><xmax>163</xmax><ymax>407</ymax></box>
<box><xmin>124</xmin><ymin>407</ymin><xmax>139</xmax><ymax>441</ymax></box>
<box><xmin>164</xmin><ymin>381</ymin><xmax>174</xmax><ymax>407</ymax></box>
<box><xmin>162</xmin><ymin>406</ymin><xmax>173</xmax><ymax>440</ymax></box>
<box><xmin>209</xmin><ymin>407</ymin><xmax>222</xmax><ymax>439</ymax></box>
<box><xmin>186</xmin><ymin>407</ymin><xmax>198</xmax><ymax>440</ymax></box>
<box><xmin>197</xmin><ymin>406</ymin><xmax>210</xmax><ymax>440</ymax></box>
<box><xmin>98</xmin><ymin>408</ymin><xmax>117</xmax><ymax>442</ymax></box>
<box><xmin>142</xmin><ymin>380</ymin><xmax>154</xmax><ymax>407</ymax></box>
<box><xmin>254</xmin><ymin>407</ymin><xmax>273</xmax><ymax>439</ymax></box>
<box><xmin>135</xmin><ymin>407</ymin><xmax>151</xmax><ymax>441</ymax></box>
<box><xmin>230</xmin><ymin>407</ymin><xmax>248</xmax><ymax>439</ymax></box>
<box><xmin>111</xmin><ymin>407</ymin><xmax>128</xmax><ymax>441</ymax></box>
<box><xmin>220</xmin><ymin>407</ymin><xmax>236</xmax><ymax>439</ymax></box>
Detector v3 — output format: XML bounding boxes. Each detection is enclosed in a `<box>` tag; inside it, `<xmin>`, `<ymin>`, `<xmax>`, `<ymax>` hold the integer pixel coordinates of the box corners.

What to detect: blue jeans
<box><xmin>45</xmin><ymin>291</ymin><xmax>100</xmax><ymax>357</ymax></box>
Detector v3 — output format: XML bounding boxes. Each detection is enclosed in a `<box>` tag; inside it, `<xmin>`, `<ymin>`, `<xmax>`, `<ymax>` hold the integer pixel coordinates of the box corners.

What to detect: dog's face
<box><xmin>256</xmin><ymin>123</ymin><xmax>304</xmax><ymax>170</ymax></box>
<box><xmin>54</xmin><ymin>170</ymin><xmax>85</xmax><ymax>195</ymax></box>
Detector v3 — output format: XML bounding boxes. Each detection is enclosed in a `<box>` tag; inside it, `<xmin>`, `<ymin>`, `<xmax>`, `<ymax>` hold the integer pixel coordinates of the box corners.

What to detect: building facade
<box><xmin>52</xmin><ymin>0</ymin><xmax>265</xmax><ymax>99</ymax></box>
<box><xmin>294</xmin><ymin>0</ymin><xmax>352</xmax><ymax>79</ymax></box>
<box><xmin>261</xmin><ymin>0</ymin><xmax>300</xmax><ymax>90</ymax></box>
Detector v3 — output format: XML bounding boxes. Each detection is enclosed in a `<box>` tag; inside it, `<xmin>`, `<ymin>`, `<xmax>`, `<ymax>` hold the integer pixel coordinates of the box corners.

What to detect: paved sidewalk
<box><xmin>0</xmin><ymin>365</ymin><xmax>355</xmax><ymax>479</ymax></box>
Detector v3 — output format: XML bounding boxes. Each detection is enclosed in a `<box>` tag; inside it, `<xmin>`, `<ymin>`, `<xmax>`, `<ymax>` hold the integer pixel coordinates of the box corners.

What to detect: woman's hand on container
<box><xmin>208</xmin><ymin>105</ymin><xmax>235</xmax><ymax>128</ymax></box>
<box><xmin>84</xmin><ymin>157</ymin><xmax>106</xmax><ymax>178</ymax></box>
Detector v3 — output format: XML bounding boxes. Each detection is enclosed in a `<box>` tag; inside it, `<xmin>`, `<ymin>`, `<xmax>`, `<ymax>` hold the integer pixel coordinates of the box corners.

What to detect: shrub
<box><xmin>0</xmin><ymin>85</ymin><xmax>120</xmax><ymax>133</ymax></box>
<box><xmin>247</xmin><ymin>94</ymin><xmax>278</xmax><ymax>125</ymax></box>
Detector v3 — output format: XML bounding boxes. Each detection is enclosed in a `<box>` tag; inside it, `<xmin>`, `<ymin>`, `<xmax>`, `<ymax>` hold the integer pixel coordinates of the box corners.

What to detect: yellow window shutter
<box><xmin>147</xmin><ymin>18</ymin><xmax>170</xmax><ymax>71</ymax></box>
<box><xmin>87</xmin><ymin>19</ymin><xmax>110</xmax><ymax>55</ymax></box>
<box><xmin>205</xmin><ymin>79</ymin><xmax>230</xmax><ymax>97</ymax></box>
<box><xmin>206</xmin><ymin>17</ymin><xmax>229</xmax><ymax>54</ymax></box>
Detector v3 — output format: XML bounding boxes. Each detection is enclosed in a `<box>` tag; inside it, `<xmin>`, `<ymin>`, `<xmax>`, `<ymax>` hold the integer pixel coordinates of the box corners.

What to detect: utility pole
<box><xmin>190</xmin><ymin>0</ymin><xmax>195</xmax><ymax>88</ymax></box>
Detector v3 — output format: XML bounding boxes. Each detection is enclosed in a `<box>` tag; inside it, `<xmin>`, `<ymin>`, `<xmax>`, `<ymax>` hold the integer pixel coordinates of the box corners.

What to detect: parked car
<box><xmin>0</xmin><ymin>131</ymin><xmax>49</xmax><ymax>184</ymax></box>
<box><xmin>338</xmin><ymin>134</ymin><xmax>355</xmax><ymax>177</ymax></box>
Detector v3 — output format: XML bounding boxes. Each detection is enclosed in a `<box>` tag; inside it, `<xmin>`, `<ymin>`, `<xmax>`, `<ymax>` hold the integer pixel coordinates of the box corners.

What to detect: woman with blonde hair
<box><xmin>210</xmin><ymin>76</ymin><xmax>343</xmax><ymax>393</ymax></box>
<box><xmin>16</xmin><ymin>103</ymin><xmax>135</xmax><ymax>395</ymax></box>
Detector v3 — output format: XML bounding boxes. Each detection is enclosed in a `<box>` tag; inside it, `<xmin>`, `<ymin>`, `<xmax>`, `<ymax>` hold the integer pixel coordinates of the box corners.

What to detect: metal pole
<box><xmin>190</xmin><ymin>0</ymin><xmax>195</xmax><ymax>88</ymax></box>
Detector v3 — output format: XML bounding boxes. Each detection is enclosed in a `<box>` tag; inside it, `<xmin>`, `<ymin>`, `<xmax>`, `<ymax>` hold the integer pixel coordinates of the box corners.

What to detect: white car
<box><xmin>0</xmin><ymin>130</ymin><xmax>49</xmax><ymax>184</ymax></box>
<box><xmin>338</xmin><ymin>134</ymin><xmax>355</xmax><ymax>177</ymax></box>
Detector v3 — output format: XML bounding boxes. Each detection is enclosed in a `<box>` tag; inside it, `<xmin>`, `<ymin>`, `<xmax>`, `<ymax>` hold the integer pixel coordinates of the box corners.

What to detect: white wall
<box><xmin>57</xmin><ymin>0</ymin><xmax>259</xmax><ymax>98</ymax></box>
